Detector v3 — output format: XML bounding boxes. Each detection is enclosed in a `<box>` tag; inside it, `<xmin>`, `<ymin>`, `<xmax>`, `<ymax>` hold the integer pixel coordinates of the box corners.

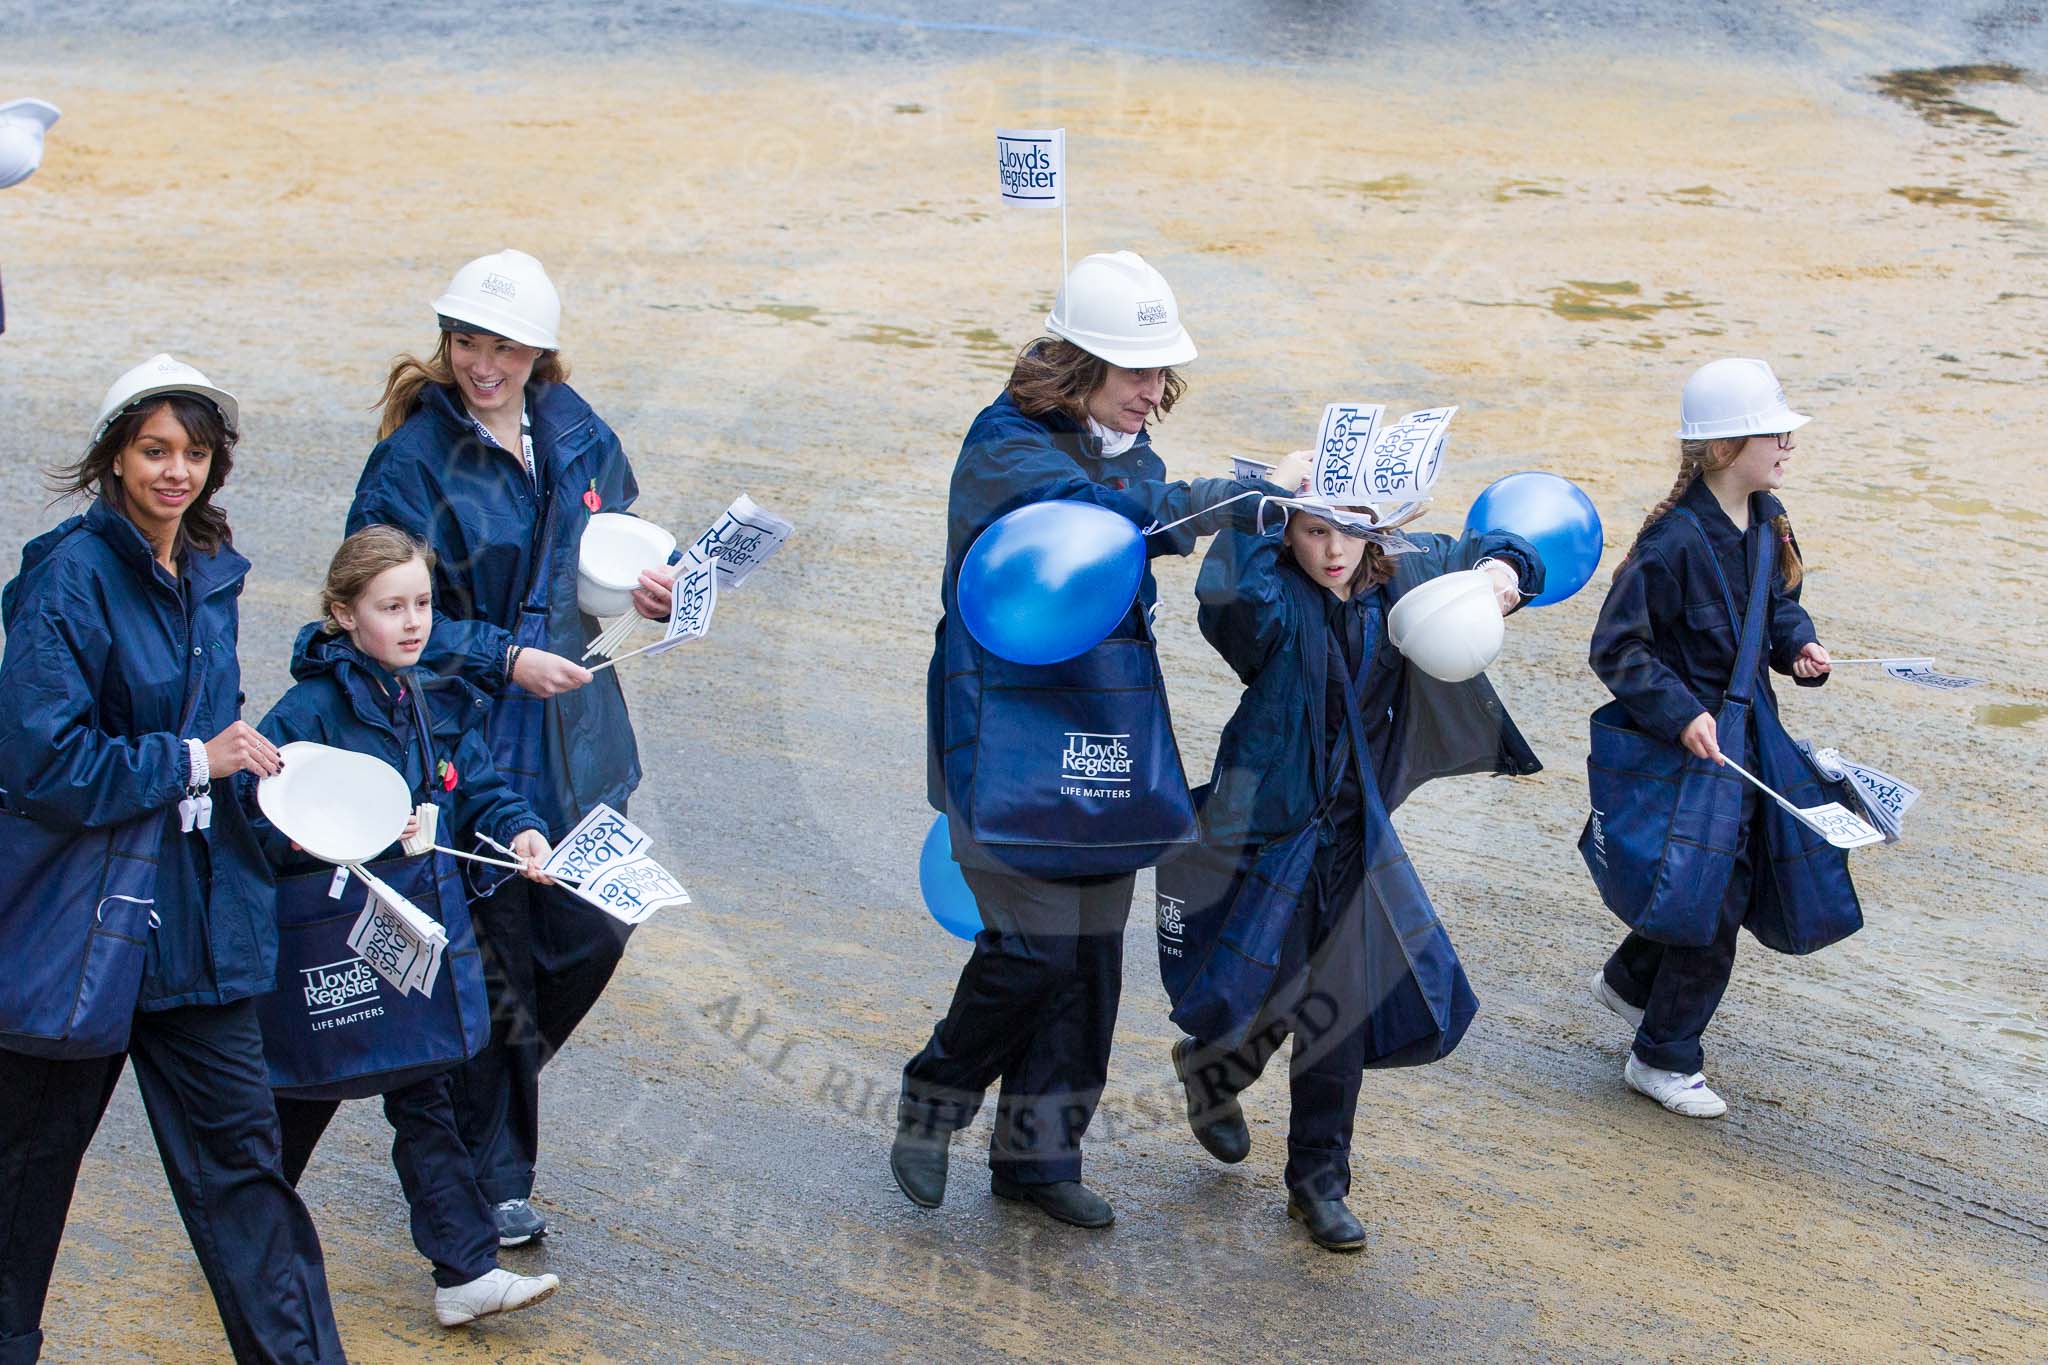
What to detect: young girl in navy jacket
<box><xmin>1587</xmin><ymin>359</ymin><xmax>1833</xmax><ymax>1119</ymax></box>
<box><xmin>249</xmin><ymin>525</ymin><xmax>562</xmax><ymax>1326</ymax></box>
<box><xmin>1169</xmin><ymin>504</ymin><xmax>1541</xmax><ymax>1251</ymax></box>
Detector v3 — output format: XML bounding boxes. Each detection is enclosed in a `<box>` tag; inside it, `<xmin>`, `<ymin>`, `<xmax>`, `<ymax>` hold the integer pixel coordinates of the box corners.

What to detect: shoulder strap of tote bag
<box><xmin>1672</xmin><ymin>506</ymin><xmax>1776</xmax><ymax>707</ymax></box>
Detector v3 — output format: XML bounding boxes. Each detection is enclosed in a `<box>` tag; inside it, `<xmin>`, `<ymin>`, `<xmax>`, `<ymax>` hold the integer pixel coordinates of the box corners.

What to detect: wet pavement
<box><xmin>2</xmin><ymin>4</ymin><xmax>2046</xmax><ymax>1361</ymax></box>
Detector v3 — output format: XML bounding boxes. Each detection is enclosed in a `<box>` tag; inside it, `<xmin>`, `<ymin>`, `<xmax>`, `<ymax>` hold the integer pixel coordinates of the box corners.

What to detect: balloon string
<box><xmin>1142</xmin><ymin>489</ymin><xmax>1266</xmax><ymax>537</ymax></box>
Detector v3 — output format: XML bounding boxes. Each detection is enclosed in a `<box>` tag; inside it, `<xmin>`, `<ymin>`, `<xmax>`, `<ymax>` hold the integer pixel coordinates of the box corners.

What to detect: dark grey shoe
<box><xmin>991</xmin><ymin>1176</ymin><xmax>1114</xmax><ymax>1228</ymax></box>
<box><xmin>1171</xmin><ymin>1037</ymin><xmax>1250</xmax><ymax>1164</ymax></box>
<box><xmin>890</xmin><ymin>1118</ymin><xmax>949</xmax><ymax>1208</ymax></box>
<box><xmin>1287</xmin><ymin>1195</ymin><xmax>1366</xmax><ymax>1252</ymax></box>
<box><xmin>493</xmin><ymin>1197</ymin><xmax>547</xmax><ymax>1248</ymax></box>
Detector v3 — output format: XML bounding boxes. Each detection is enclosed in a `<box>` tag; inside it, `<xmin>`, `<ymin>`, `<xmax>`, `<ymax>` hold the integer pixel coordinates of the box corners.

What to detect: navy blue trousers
<box><xmin>1184</xmin><ymin>825</ymin><xmax>1372</xmax><ymax>1202</ymax></box>
<box><xmin>901</xmin><ymin>869</ymin><xmax>1133</xmax><ymax>1185</ymax></box>
<box><xmin>0</xmin><ymin>999</ymin><xmax>345</xmax><ymax>1365</ymax></box>
<box><xmin>277</xmin><ymin>1070</ymin><xmax>499</xmax><ymax>1288</ymax></box>
<box><xmin>1604</xmin><ymin>788</ymin><xmax>1761</xmax><ymax>1074</ymax></box>
<box><xmin>452</xmin><ymin>874</ymin><xmax>631</xmax><ymax>1203</ymax></box>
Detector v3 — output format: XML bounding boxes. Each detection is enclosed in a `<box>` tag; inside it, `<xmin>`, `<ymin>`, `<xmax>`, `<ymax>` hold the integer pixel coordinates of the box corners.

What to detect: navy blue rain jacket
<box><xmin>247</xmin><ymin>625</ymin><xmax>544</xmax><ymax>875</ymax></box>
<box><xmin>1193</xmin><ymin>523</ymin><xmax>1545</xmax><ymax>848</ymax></box>
<box><xmin>925</xmin><ymin>389</ymin><xmax>1283</xmax><ymax>869</ymax></box>
<box><xmin>0</xmin><ymin>498</ymin><xmax>278</xmax><ymax>1010</ymax></box>
<box><xmin>347</xmin><ymin>380</ymin><xmax>641</xmax><ymax>837</ymax></box>
<box><xmin>1590</xmin><ymin>479</ymin><xmax>1823</xmax><ymax>745</ymax></box>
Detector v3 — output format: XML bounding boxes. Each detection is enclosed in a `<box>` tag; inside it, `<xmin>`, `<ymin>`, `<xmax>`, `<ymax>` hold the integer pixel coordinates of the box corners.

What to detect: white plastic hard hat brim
<box><xmin>0</xmin><ymin>99</ymin><xmax>61</xmax><ymax>131</ymax></box>
<box><xmin>257</xmin><ymin>742</ymin><xmax>414</xmax><ymax>865</ymax></box>
<box><xmin>91</xmin><ymin>354</ymin><xmax>241</xmax><ymax>450</ymax></box>
<box><xmin>1675</xmin><ymin>406</ymin><xmax>1812</xmax><ymax>441</ymax></box>
<box><xmin>1044</xmin><ymin>315</ymin><xmax>1199</xmax><ymax>370</ymax></box>
<box><xmin>433</xmin><ymin>294</ymin><xmax>558</xmax><ymax>351</ymax></box>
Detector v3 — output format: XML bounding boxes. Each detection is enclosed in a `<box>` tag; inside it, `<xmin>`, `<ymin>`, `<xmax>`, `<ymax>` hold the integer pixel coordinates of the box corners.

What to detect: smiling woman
<box><xmin>0</xmin><ymin>356</ymin><xmax>344</xmax><ymax>1362</ymax></box>
<box><xmin>350</xmin><ymin>249</ymin><xmax>661</xmax><ymax>1250</ymax></box>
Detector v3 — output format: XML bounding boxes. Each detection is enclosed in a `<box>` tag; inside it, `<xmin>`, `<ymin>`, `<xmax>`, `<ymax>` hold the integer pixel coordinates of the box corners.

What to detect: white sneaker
<box><xmin>1591</xmin><ymin>970</ymin><xmax>1645</xmax><ymax>1031</ymax></box>
<box><xmin>435</xmin><ymin>1268</ymin><xmax>560</xmax><ymax>1328</ymax></box>
<box><xmin>1624</xmin><ymin>1054</ymin><xmax>1728</xmax><ymax>1119</ymax></box>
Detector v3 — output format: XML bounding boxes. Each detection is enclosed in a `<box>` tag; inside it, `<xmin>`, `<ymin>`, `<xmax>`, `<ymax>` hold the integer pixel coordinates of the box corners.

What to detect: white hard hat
<box><xmin>1387</xmin><ymin>570</ymin><xmax>1504</xmax><ymax>683</ymax></box>
<box><xmin>433</xmin><ymin>249</ymin><xmax>561</xmax><ymax>350</ymax></box>
<box><xmin>1676</xmin><ymin>358</ymin><xmax>1810</xmax><ymax>441</ymax></box>
<box><xmin>92</xmin><ymin>354</ymin><xmax>240</xmax><ymax>449</ymax></box>
<box><xmin>0</xmin><ymin>98</ymin><xmax>60</xmax><ymax>190</ymax></box>
<box><xmin>1045</xmin><ymin>250</ymin><xmax>1197</xmax><ymax>369</ymax></box>
<box><xmin>578</xmin><ymin>513</ymin><xmax>678</xmax><ymax>618</ymax></box>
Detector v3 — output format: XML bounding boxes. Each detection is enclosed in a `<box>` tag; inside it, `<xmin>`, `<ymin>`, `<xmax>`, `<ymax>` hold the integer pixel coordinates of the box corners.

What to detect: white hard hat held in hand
<box><xmin>1676</xmin><ymin>357</ymin><xmax>1811</xmax><ymax>440</ymax></box>
<box><xmin>434</xmin><ymin>249</ymin><xmax>562</xmax><ymax>350</ymax></box>
<box><xmin>1387</xmin><ymin>569</ymin><xmax>1505</xmax><ymax>683</ymax></box>
<box><xmin>0</xmin><ymin>98</ymin><xmax>61</xmax><ymax>190</ymax></box>
<box><xmin>92</xmin><ymin>354</ymin><xmax>240</xmax><ymax>449</ymax></box>
<box><xmin>1046</xmin><ymin>250</ymin><xmax>1197</xmax><ymax>370</ymax></box>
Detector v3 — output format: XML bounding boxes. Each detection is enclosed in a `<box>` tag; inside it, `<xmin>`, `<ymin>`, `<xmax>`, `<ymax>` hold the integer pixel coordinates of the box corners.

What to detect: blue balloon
<box><xmin>1464</xmin><ymin>472</ymin><xmax>1604</xmax><ymax>608</ymax></box>
<box><xmin>919</xmin><ymin>815</ymin><xmax>982</xmax><ymax>942</ymax></box>
<box><xmin>957</xmin><ymin>500</ymin><xmax>1145</xmax><ymax>665</ymax></box>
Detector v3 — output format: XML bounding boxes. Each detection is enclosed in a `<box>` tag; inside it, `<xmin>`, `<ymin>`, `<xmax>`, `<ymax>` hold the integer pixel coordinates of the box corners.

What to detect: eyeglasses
<box><xmin>1768</xmin><ymin>432</ymin><xmax>1797</xmax><ymax>451</ymax></box>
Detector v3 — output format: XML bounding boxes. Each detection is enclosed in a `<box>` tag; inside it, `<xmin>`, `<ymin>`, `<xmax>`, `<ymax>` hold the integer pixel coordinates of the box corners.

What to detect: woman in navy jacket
<box><xmin>249</xmin><ymin>525</ymin><xmax>562</xmax><ymax>1327</ymax></box>
<box><xmin>348</xmin><ymin>250</ymin><xmax>667</xmax><ymax>1244</ymax></box>
<box><xmin>0</xmin><ymin>358</ymin><xmax>344</xmax><ymax>1364</ymax></box>
<box><xmin>1169</xmin><ymin>509</ymin><xmax>1541</xmax><ymax>1250</ymax></box>
<box><xmin>1587</xmin><ymin>358</ymin><xmax>1831</xmax><ymax>1119</ymax></box>
<box><xmin>893</xmin><ymin>251</ymin><xmax>1307</xmax><ymax>1229</ymax></box>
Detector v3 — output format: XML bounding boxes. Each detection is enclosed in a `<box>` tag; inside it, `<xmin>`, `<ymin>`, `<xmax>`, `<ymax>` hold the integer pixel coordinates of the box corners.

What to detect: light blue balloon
<box><xmin>919</xmin><ymin>815</ymin><xmax>982</xmax><ymax>942</ymax></box>
<box><xmin>957</xmin><ymin>500</ymin><xmax>1145</xmax><ymax>665</ymax></box>
<box><xmin>1464</xmin><ymin>472</ymin><xmax>1604</xmax><ymax>608</ymax></box>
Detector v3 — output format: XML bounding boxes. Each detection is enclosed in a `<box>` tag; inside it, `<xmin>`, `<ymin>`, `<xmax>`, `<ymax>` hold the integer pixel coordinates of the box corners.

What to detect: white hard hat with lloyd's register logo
<box><xmin>91</xmin><ymin>354</ymin><xmax>240</xmax><ymax>450</ymax></box>
<box><xmin>1045</xmin><ymin>250</ymin><xmax>1198</xmax><ymax>370</ymax></box>
<box><xmin>434</xmin><ymin>249</ymin><xmax>562</xmax><ymax>351</ymax></box>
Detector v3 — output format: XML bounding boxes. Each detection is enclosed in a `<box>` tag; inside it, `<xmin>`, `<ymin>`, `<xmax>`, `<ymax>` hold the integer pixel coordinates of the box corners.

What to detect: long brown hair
<box><xmin>49</xmin><ymin>394</ymin><xmax>238</xmax><ymax>553</ymax></box>
<box><xmin>318</xmin><ymin>524</ymin><xmax>437</xmax><ymax>634</ymax></box>
<box><xmin>1005</xmin><ymin>337</ymin><xmax>1184</xmax><ymax>429</ymax></box>
<box><xmin>1284</xmin><ymin>513</ymin><xmax>1396</xmax><ymax>595</ymax></box>
<box><xmin>1632</xmin><ymin>437</ymin><xmax>1804</xmax><ymax>590</ymax></box>
<box><xmin>376</xmin><ymin>333</ymin><xmax>571</xmax><ymax>441</ymax></box>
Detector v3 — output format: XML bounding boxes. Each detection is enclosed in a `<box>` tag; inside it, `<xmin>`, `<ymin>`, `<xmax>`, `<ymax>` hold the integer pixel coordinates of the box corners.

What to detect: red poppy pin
<box><xmin>583</xmin><ymin>479</ymin><xmax>602</xmax><ymax>513</ymax></box>
<box><xmin>438</xmin><ymin>759</ymin><xmax>458</xmax><ymax>792</ymax></box>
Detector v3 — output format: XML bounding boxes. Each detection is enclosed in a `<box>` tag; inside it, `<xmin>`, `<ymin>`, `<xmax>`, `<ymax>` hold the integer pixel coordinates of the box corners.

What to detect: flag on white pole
<box><xmin>996</xmin><ymin>128</ymin><xmax>1065</xmax><ymax>207</ymax></box>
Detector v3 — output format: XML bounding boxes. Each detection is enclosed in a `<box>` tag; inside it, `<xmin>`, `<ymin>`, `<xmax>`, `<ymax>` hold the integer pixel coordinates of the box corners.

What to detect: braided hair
<box><xmin>1628</xmin><ymin>437</ymin><xmax>1803</xmax><ymax>591</ymax></box>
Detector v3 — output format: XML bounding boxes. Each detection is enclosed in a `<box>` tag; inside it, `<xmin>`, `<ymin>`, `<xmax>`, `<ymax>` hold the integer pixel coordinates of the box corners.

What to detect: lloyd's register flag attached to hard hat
<box><xmin>997</xmin><ymin>127</ymin><xmax>1069</xmax><ymax>280</ymax></box>
<box><xmin>996</xmin><ymin>128</ymin><xmax>1065</xmax><ymax>206</ymax></box>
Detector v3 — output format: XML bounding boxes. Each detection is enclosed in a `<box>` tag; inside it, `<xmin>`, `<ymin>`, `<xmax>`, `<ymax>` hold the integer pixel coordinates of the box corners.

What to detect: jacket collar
<box><xmin>991</xmin><ymin>388</ymin><xmax>1154</xmax><ymax>465</ymax></box>
<box><xmin>288</xmin><ymin>623</ymin><xmax>421</xmax><ymax>744</ymax></box>
<box><xmin>419</xmin><ymin>379</ymin><xmax>596</xmax><ymax>484</ymax></box>
<box><xmin>1679</xmin><ymin>476</ymin><xmax>1785</xmax><ymax>535</ymax></box>
<box><xmin>83</xmin><ymin>496</ymin><xmax>249</xmax><ymax>599</ymax></box>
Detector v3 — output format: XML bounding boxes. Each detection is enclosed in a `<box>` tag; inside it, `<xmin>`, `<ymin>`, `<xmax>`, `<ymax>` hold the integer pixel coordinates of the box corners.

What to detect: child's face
<box><xmin>1285</xmin><ymin>514</ymin><xmax>1366</xmax><ymax>597</ymax></box>
<box><xmin>333</xmin><ymin>558</ymin><xmax>433</xmax><ymax>671</ymax></box>
<box><xmin>1723</xmin><ymin>432</ymin><xmax>1795</xmax><ymax>495</ymax></box>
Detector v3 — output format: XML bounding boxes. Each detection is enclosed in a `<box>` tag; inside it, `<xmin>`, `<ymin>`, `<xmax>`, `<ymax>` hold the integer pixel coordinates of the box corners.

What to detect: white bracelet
<box><xmin>185</xmin><ymin>737</ymin><xmax>210</xmax><ymax>790</ymax></box>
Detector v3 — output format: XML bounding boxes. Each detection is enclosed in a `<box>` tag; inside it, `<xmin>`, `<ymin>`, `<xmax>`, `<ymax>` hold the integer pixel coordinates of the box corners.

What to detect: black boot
<box><xmin>890</xmin><ymin>1101</ymin><xmax>950</xmax><ymax>1208</ymax></box>
<box><xmin>990</xmin><ymin>1176</ymin><xmax>1115</xmax><ymax>1228</ymax></box>
<box><xmin>1171</xmin><ymin>1038</ymin><xmax>1251</xmax><ymax>1164</ymax></box>
<box><xmin>1287</xmin><ymin>1195</ymin><xmax>1367</xmax><ymax>1252</ymax></box>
